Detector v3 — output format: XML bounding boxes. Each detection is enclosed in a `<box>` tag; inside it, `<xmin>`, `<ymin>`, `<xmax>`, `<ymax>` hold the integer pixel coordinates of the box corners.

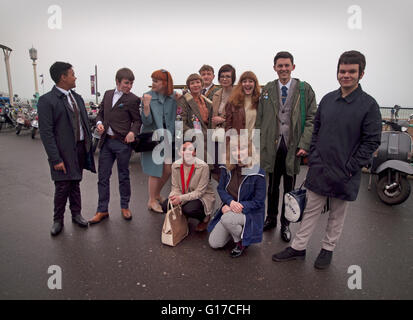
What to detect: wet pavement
<box><xmin>0</xmin><ymin>127</ymin><xmax>412</xmax><ymax>300</ymax></box>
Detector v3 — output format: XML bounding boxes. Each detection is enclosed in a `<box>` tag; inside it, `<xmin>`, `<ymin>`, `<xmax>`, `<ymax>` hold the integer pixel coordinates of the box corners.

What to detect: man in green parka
<box><xmin>255</xmin><ymin>51</ymin><xmax>317</xmax><ymax>242</ymax></box>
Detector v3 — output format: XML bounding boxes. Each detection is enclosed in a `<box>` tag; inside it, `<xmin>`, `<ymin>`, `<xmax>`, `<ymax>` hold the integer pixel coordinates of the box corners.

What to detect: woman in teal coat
<box><xmin>141</xmin><ymin>69</ymin><xmax>177</xmax><ymax>212</ymax></box>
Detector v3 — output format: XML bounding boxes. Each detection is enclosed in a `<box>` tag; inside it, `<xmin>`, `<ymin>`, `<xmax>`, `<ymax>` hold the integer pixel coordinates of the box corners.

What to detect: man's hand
<box><xmin>169</xmin><ymin>195</ymin><xmax>182</xmax><ymax>206</ymax></box>
<box><xmin>54</xmin><ymin>162</ymin><xmax>67</xmax><ymax>174</ymax></box>
<box><xmin>230</xmin><ymin>200</ymin><xmax>244</xmax><ymax>213</ymax></box>
<box><xmin>296</xmin><ymin>148</ymin><xmax>308</xmax><ymax>157</ymax></box>
<box><xmin>124</xmin><ymin>131</ymin><xmax>135</xmax><ymax>144</ymax></box>
<box><xmin>97</xmin><ymin>123</ymin><xmax>105</xmax><ymax>135</ymax></box>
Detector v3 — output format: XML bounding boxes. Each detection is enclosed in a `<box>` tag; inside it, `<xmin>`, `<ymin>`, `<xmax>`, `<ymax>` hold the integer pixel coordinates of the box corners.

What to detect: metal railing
<box><xmin>380</xmin><ymin>107</ymin><xmax>413</xmax><ymax>120</ymax></box>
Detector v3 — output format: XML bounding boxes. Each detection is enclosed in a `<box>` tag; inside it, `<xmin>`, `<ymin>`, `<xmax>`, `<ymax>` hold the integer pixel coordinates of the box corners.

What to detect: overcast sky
<box><xmin>1</xmin><ymin>0</ymin><xmax>412</xmax><ymax>107</ymax></box>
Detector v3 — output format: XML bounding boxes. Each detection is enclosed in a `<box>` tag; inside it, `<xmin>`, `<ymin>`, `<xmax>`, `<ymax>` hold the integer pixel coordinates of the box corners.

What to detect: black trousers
<box><xmin>162</xmin><ymin>199</ymin><xmax>206</xmax><ymax>222</ymax></box>
<box><xmin>267</xmin><ymin>138</ymin><xmax>296</xmax><ymax>227</ymax></box>
<box><xmin>53</xmin><ymin>141</ymin><xmax>86</xmax><ymax>222</ymax></box>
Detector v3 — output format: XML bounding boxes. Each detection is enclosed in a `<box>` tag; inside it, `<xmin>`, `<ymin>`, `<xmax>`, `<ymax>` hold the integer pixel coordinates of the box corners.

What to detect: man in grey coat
<box><xmin>273</xmin><ymin>51</ymin><xmax>382</xmax><ymax>269</ymax></box>
<box><xmin>38</xmin><ymin>62</ymin><xmax>96</xmax><ymax>236</ymax></box>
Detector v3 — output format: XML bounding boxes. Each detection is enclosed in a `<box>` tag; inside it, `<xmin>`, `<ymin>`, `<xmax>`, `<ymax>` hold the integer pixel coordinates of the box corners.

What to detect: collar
<box><xmin>114</xmin><ymin>88</ymin><xmax>124</xmax><ymax>96</ymax></box>
<box><xmin>204</xmin><ymin>83</ymin><xmax>214</xmax><ymax>92</ymax></box>
<box><xmin>335</xmin><ymin>84</ymin><xmax>363</xmax><ymax>103</ymax></box>
<box><xmin>56</xmin><ymin>85</ymin><xmax>70</xmax><ymax>96</ymax></box>
<box><xmin>173</xmin><ymin>157</ymin><xmax>206</xmax><ymax>168</ymax></box>
<box><xmin>278</xmin><ymin>78</ymin><xmax>292</xmax><ymax>90</ymax></box>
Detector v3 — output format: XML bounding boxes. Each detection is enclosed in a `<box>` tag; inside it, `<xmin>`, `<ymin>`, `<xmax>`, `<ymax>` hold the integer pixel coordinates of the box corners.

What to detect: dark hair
<box><xmin>49</xmin><ymin>62</ymin><xmax>72</xmax><ymax>84</ymax></box>
<box><xmin>116</xmin><ymin>68</ymin><xmax>135</xmax><ymax>83</ymax></box>
<box><xmin>199</xmin><ymin>64</ymin><xmax>214</xmax><ymax>74</ymax></box>
<box><xmin>218</xmin><ymin>64</ymin><xmax>236</xmax><ymax>85</ymax></box>
<box><xmin>274</xmin><ymin>51</ymin><xmax>294</xmax><ymax>66</ymax></box>
<box><xmin>337</xmin><ymin>50</ymin><xmax>366</xmax><ymax>75</ymax></box>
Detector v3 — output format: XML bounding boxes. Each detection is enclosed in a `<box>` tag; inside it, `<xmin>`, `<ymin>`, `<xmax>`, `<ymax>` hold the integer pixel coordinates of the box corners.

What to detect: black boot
<box><xmin>314</xmin><ymin>249</ymin><xmax>333</xmax><ymax>269</ymax></box>
<box><xmin>280</xmin><ymin>225</ymin><xmax>291</xmax><ymax>242</ymax></box>
<box><xmin>51</xmin><ymin>221</ymin><xmax>64</xmax><ymax>236</ymax></box>
<box><xmin>263</xmin><ymin>217</ymin><xmax>277</xmax><ymax>231</ymax></box>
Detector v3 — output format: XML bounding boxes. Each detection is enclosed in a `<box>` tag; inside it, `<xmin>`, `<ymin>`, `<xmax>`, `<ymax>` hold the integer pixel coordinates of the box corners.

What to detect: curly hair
<box><xmin>228</xmin><ymin>71</ymin><xmax>260</xmax><ymax>109</ymax></box>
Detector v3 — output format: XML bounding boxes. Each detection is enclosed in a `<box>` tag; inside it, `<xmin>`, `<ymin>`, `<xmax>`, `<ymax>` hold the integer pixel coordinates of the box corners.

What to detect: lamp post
<box><xmin>0</xmin><ymin>44</ymin><xmax>13</xmax><ymax>105</ymax></box>
<box><xmin>29</xmin><ymin>47</ymin><xmax>39</xmax><ymax>99</ymax></box>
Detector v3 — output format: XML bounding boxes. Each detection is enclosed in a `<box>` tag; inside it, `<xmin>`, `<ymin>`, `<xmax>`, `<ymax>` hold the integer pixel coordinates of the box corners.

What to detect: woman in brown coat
<box><xmin>178</xmin><ymin>74</ymin><xmax>213</xmax><ymax>163</ymax></box>
<box><xmin>225</xmin><ymin>71</ymin><xmax>260</xmax><ymax>139</ymax></box>
<box><xmin>161</xmin><ymin>141</ymin><xmax>216</xmax><ymax>232</ymax></box>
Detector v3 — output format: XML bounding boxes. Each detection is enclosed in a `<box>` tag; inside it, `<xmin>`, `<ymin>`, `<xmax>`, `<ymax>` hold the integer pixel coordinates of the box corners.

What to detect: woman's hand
<box><xmin>212</xmin><ymin>116</ymin><xmax>225</xmax><ymax>125</ymax></box>
<box><xmin>230</xmin><ymin>200</ymin><xmax>244</xmax><ymax>213</ymax></box>
<box><xmin>169</xmin><ymin>195</ymin><xmax>182</xmax><ymax>206</ymax></box>
<box><xmin>143</xmin><ymin>94</ymin><xmax>152</xmax><ymax>116</ymax></box>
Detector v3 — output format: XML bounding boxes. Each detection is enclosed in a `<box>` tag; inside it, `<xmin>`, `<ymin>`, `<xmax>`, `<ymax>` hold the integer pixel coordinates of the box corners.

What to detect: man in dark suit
<box><xmin>38</xmin><ymin>61</ymin><xmax>96</xmax><ymax>236</ymax></box>
<box><xmin>89</xmin><ymin>68</ymin><xmax>142</xmax><ymax>224</ymax></box>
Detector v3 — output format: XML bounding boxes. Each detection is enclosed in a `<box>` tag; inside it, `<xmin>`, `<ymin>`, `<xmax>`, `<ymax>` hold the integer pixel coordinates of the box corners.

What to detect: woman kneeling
<box><xmin>208</xmin><ymin>141</ymin><xmax>266</xmax><ymax>257</ymax></box>
<box><xmin>162</xmin><ymin>141</ymin><xmax>215</xmax><ymax>232</ymax></box>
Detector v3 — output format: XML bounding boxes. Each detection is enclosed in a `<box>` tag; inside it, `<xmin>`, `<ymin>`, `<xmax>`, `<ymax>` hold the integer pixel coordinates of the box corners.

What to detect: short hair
<box><xmin>116</xmin><ymin>68</ymin><xmax>135</xmax><ymax>83</ymax></box>
<box><xmin>337</xmin><ymin>50</ymin><xmax>366</xmax><ymax>75</ymax></box>
<box><xmin>274</xmin><ymin>51</ymin><xmax>294</xmax><ymax>66</ymax></box>
<box><xmin>49</xmin><ymin>62</ymin><xmax>72</xmax><ymax>84</ymax></box>
<box><xmin>199</xmin><ymin>64</ymin><xmax>214</xmax><ymax>74</ymax></box>
<box><xmin>186</xmin><ymin>73</ymin><xmax>204</xmax><ymax>88</ymax></box>
<box><xmin>218</xmin><ymin>64</ymin><xmax>236</xmax><ymax>85</ymax></box>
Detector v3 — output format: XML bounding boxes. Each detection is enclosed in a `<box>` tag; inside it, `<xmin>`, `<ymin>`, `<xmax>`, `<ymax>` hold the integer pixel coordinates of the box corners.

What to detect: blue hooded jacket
<box><xmin>208</xmin><ymin>165</ymin><xmax>266</xmax><ymax>246</ymax></box>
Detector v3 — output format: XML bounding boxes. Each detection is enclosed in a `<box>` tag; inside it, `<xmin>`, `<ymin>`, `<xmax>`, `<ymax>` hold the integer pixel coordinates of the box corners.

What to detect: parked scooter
<box><xmin>87</xmin><ymin>103</ymin><xmax>100</xmax><ymax>153</ymax></box>
<box><xmin>31</xmin><ymin>110</ymin><xmax>39</xmax><ymax>139</ymax></box>
<box><xmin>15</xmin><ymin>107</ymin><xmax>33</xmax><ymax>135</ymax></box>
<box><xmin>368</xmin><ymin>105</ymin><xmax>413</xmax><ymax>205</ymax></box>
<box><xmin>0</xmin><ymin>103</ymin><xmax>17</xmax><ymax>131</ymax></box>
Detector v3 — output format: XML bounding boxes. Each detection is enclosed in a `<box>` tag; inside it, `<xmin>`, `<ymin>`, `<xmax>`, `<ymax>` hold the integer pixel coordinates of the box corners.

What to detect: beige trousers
<box><xmin>291</xmin><ymin>189</ymin><xmax>349</xmax><ymax>252</ymax></box>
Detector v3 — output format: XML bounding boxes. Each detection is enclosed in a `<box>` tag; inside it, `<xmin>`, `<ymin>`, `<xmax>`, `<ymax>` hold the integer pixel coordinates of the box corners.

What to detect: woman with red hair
<box><xmin>225</xmin><ymin>71</ymin><xmax>260</xmax><ymax>139</ymax></box>
<box><xmin>141</xmin><ymin>69</ymin><xmax>177</xmax><ymax>213</ymax></box>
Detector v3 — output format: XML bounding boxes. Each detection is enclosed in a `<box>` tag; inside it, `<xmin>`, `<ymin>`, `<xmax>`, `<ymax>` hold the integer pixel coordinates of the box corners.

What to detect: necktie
<box><xmin>68</xmin><ymin>92</ymin><xmax>81</xmax><ymax>141</ymax></box>
<box><xmin>281</xmin><ymin>86</ymin><xmax>288</xmax><ymax>104</ymax></box>
<box><xmin>201</xmin><ymin>88</ymin><xmax>207</xmax><ymax>95</ymax></box>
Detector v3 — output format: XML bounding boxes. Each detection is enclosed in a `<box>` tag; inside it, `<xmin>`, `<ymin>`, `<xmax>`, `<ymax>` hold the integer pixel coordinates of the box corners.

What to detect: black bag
<box><xmin>131</xmin><ymin>131</ymin><xmax>159</xmax><ymax>153</ymax></box>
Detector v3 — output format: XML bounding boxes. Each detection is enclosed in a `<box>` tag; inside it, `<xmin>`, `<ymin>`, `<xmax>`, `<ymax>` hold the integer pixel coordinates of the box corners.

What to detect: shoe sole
<box><xmin>314</xmin><ymin>263</ymin><xmax>331</xmax><ymax>270</ymax></box>
<box><xmin>89</xmin><ymin>215</ymin><xmax>109</xmax><ymax>225</ymax></box>
<box><xmin>72</xmin><ymin>220</ymin><xmax>89</xmax><ymax>228</ymax></box>
<box><xmin>272</xmin><ymin>255</ymin><xmax>305</xmax><ymax>262</ymax></box>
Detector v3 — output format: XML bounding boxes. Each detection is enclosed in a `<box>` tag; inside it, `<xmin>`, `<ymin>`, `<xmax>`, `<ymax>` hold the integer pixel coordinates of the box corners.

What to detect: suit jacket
<box><xmin>96</xmin><ymin>89</ymin><xmax>142</xmax><ymax>147</ymax></box>
<box><xmin>255</xmin><ymin>78</ymin><xmax>317</xmax><ymax>176</ymax></box>
<box><xmin>38</xmin><ymin>86</ymin><xmax>96</xmax><ymax>181</ymax></box>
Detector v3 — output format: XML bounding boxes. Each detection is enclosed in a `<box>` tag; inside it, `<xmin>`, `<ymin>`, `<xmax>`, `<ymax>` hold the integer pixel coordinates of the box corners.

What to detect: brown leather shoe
<box><xmin>195</xmin><ymin>215</ymin><xmax>211</xmax><ymax>232</ymax></box>
<box><xmin>89</xmin><ymin>212</ymin><xmax>109</xmax><ymax>224</ymax></box>
<box><xmin>121</xmin><ymin>208</ymin><xmax>132</xmax><ymax>220</ymax></box>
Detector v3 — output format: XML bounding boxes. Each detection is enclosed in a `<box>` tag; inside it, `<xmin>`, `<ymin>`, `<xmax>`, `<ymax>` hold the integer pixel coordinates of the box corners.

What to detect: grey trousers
<box><xmin>291</xmin><ymin>189</ymin><xmax>349</xmax><ymax>252</ymax></box>
<box><xmin>209</xmin><ymin>211</ymin><xmax>246</xmax><ymax>248</ymax></box>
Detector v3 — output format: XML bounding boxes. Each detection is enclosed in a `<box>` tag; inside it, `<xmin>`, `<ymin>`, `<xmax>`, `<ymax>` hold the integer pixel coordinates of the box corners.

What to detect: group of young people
<box><xmin>38</xmin><ymin>50</ymin><xmax>382</xmax><ymax>269</ymax></box>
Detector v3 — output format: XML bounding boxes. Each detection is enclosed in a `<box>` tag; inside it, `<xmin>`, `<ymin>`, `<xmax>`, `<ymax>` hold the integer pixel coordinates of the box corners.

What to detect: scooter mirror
<box><xmin>401</xmin><ymin>127</ymin><xmax>408</xmax><ymax>132</ymax></box>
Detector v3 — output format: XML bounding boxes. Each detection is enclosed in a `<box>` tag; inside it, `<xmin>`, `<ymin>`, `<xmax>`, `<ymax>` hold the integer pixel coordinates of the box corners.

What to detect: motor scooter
<box><xmin>368</xmin><ymin>105</ymin><xmax>413</xmax><ymax>205</ymax></box>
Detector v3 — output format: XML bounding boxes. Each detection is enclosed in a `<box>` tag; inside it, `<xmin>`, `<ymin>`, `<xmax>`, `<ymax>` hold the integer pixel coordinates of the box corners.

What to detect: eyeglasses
<box><xmin>219</xmin><ymin>75</ymin><xmax>232</xmax><ymax>79</ymax></box>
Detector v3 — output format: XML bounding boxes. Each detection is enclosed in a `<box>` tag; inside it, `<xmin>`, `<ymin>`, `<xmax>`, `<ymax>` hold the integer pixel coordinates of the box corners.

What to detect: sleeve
<box><xmin>298</xmin><ymin>84</ymin><xmax>318</xmax><ymax>151</ymax></box>
<box><xmin>169</xmin><ymin>166</ymin><xmax>183</xmax><ymax>198</ymax></box>
<box><xmin>309</xmin><ymin>99</ymin><xmax>322</xmax><ymax>156</ymax></box>
<box><xmin>129</xmin><ymin>96</ymin><xmax>142</xmax><ymax>136</ymax></box>
<box><xmin>38</xmin><ymin>96</ymin><xmax>62</xmax><ymax>166</ymax></box>
<box><xmin>224</xmin><ymin>102</ymin><xmax>233</xmax><ymax>132</ymax></box>
<box><xmin>178</xmin><ymin>97</ymin><xmax>191</xmax><ymax>133</ymax></box>
<box><xmin>346</xmin><ymin>101</ymin><xmax>382</xmax><ymax>175</ymax></box>
<box><xmin>141</xmin><ymin>94</ymin><xmax>154</xmax><ymax>126</ymax></box>
<box><xmin>239</xmin><ymin>176</ymin><xmax>266</xmax><ymax>215</ymax></box>
<box><xmin>217</xmin><ymin>168</ymin><xmax>235</xmax><ymax>205</ymax></box>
